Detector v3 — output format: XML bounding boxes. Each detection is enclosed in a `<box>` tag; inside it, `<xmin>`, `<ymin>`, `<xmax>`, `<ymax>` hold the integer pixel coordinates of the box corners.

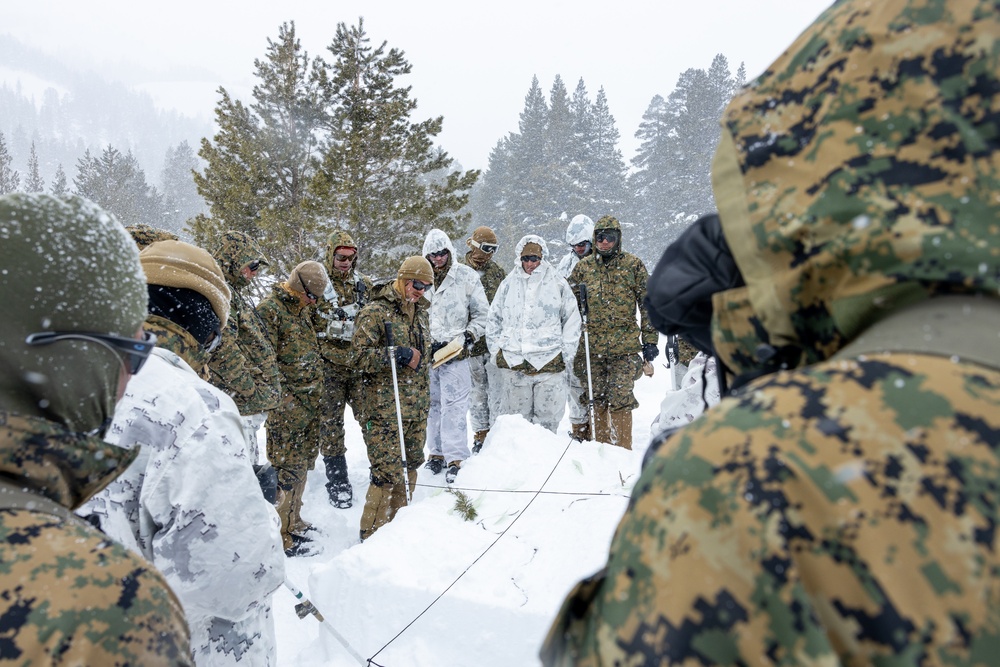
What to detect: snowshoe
<box><xmin>326</xmin><ymin>482</ymin><xmax>353</xmax><ymax>509</ymax></box>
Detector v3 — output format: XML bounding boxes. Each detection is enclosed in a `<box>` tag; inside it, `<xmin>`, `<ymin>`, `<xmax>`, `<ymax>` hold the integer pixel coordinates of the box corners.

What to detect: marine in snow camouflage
<box><xmin>543</xmin><ymin>1</ymin><xmax>1000</xmax><ymax>665</ymax></box>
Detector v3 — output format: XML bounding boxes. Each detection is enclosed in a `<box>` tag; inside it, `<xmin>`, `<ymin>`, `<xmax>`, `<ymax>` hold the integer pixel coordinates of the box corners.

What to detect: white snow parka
<box><xmin>422</xmin><ymin>228</ymin><xmax>489</xmax><ymax>344</ymax></box>
<box><xmin>487</xmin><ymin>234</ymin><xmax>581</xmax><ymax>371</ymax></box>
<box><xmin>80</xmin><ymin>347</ymin><xmax>285</xmax><ymax>667</ymax></box>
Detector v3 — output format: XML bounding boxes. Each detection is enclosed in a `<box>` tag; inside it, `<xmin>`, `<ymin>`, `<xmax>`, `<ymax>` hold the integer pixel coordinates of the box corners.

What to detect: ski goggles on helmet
<box><xmin>469</xmin><ymin>239</ymin><xmax>498</xmax><ymax>254</ymax></box>
<box><xmin>595</xmin><ymin>230</ymin><xmax>619</xmax><ymax>243</ymax></box>
<box><xmin>25</xmin><ymin>330</ymin><xmax>158</xmax><ymax>375</ymax></box>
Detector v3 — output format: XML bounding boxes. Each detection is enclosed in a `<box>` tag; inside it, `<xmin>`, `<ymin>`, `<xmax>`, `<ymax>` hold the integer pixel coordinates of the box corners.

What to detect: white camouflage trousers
<box><xmin>565</xmin><ymin>366</ymin><xmax>587</xmax><ymax>425</ymax></box>
<box><xmin>468</xmin><ymin>353</ymin><xmax>503</xmax><ymax>431</ymax></box>
<box><xmin>242</xmin><ymin>413</ymin><xmax>268</xmax><ymax>464</ymax></box>
<box><xmin>427</xmin><ymin>358</ymin><xmax>472</xmax><ymax>464</ymax></box>
<box><xmin>497</xmin><ymin>368</ymin><xmax>566</xmax><ymax>433</ymax></box>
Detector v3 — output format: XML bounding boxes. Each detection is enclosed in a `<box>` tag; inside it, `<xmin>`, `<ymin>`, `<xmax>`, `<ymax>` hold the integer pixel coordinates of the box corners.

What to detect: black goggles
<box><xmin>520</xmin><ymin>255</ymin><xmax>542</xmax><ymax>263</ymax></box>
<box><xmin>247</xmin><ymin>259</ymin><xmax>263</xmax><ymax>272</ymax></box>
<box><xmin>410</xmin><ymin>279</ymin><xmax>432</xmax><ymax>291</ymax></box>
<box><xmin>428</xmin><ymin>249</ymin><xmax>450</xmax><ymax>259</ymax></box>
<box><xmin>595</xmin><ymin>231</ymin><xmax>619</xmax><ymax>243</ymax></box>
<box><xmin>572</xmin><ymin>241</ymin><xmax>590</xmax><ymax>248</ymax></box>
<box><xmin>25</xmin><ymin>330</ymin><xmax>157</xmax><ymax>375</ymax></box>
<box><xmin>470</xmin><ymin>239</ymin><xmax>498</xmax><ymax>254</ymax></box>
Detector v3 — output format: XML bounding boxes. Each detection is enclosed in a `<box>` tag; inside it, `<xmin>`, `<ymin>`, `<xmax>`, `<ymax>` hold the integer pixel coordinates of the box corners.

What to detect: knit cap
<box><xmin>471</xmin><ymin>226</ymin><xmax>498</xmax><ymax>245</ymax></box>
<box><xmin>397</xmin><ymin>256</ymin><xmax>434</xmax><ymax>284</ymax></box>
<box><xmin>288</xmin><ymin>260</ymin><xmax>330</xmax><ymax>298</ymax></box>
<box><xmin>521</xmin><ymin>242</ymin><xmax>543</xmax><ymax>258</ymax></box>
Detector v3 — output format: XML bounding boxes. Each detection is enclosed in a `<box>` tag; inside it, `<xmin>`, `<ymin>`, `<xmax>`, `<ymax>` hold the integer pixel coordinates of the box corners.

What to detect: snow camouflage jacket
<box><xmin>421</xmin><ymin>228</ymin><xmax>489</xmax><ymax>346</ymax></box>
<box><xmin>256</xmin><ymin>283</ymin><xmax>323</xmax><ymax>415</ymax></box>
<box><xmin>459</xmin><ymin>249</ymin><xmax>506</xmax><ymax>358</ymax></box>
<box><xmin>0</xmin><ymin>413</ymin><xmax>193</xmax><ymax>666</ymax></box>
<box><xmin>487</xmin><ymin>235</ymin><xmax>581</xmax><ymax>372</ymax></box>
<box><xmin>567</xmin><ymin>216</ymin><xmax>657</xmax><ymax>358</ymax></box>
<box><xmin>556</xmin><ymin>213</ymin><xmax>595</xmax><ymax>279</ymax></box>
<box><xmin>352</xmin><ymin>281</ymin><xmax>431</xmax><ymax>422</ymax></box>
<box><xmin>313</xmin><ymin>230</ymin><xmax>373</xmax><ymax>368</ymax></box>
<box><xmin>209</xmin><ymin>231</ymin><xmax>282</xmax><ymax>416</ymax></box>
<box><xmin>544</xmin><ymin>2</ymin><xmax>1000</xmax><ymax>665</ymax></box>
<box><xmin>81</xmin><ymin>328</ymin><xmax>285</xmax><ymax>667</ymax></box>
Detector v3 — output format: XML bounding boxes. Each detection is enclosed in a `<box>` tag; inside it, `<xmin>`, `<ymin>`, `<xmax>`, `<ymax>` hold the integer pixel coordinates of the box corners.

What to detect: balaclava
<box><xmin>0</xmin><ymin>194</ymin><xmax>148</xmax><ymax>434</ymax></box>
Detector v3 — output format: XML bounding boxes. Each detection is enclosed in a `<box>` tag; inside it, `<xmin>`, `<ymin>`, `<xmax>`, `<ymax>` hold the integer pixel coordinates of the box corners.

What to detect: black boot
<box><xmin>323</xmin><ymin>454</ymin><xmax>353</xmax><ymax>509</ymax></box>
<box><xmin>425</xmin><ymin>455</ymin><xmax>445</xmax><ymax>475</ymax></box>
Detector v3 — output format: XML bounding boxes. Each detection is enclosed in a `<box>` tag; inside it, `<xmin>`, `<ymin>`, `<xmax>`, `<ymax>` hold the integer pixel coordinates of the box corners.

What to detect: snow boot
<box><xmin>471</xmin><ymin>429</ymin><xmax>489</xmax><ymax>454</ymax></box>
<box><xmin>323</xmin><ymin>454</ymin><xmax>353</xmax><ymax>509</ymax></box>
<box><xmin>360</xmin><ymin>480</ymin><xmax>393</xmax><ymax>541</ymax></box>
<box><xmin>445</xmin><ymin>461</ymin><xmax>461</xmax><ymax>484</ymax></box>
<box><xmin>284</xmin><ymin>532</ymin><xmax>317</xmax><ymax>558</ymax></box>
<box><xmin>425</xmin><ymin>455</ymin><xmax>445</xmax><ymax>475</ymax></box>
<box><xmin>594</xmin><ymin>406</ymin><xmax>613</xmax><ymax>445</ymax></box>
<box><xmin>288</xmin><ymin>479</ymin><xmax>314</xmax><ymax>536</ymax></box>
<box><xmin>570</xmin><ymin>422</ymin><xmax>591</xmax><ymax>442</ymax></box>
<box><xmin>610</xmin><ymin>409</ymin><xmax>633</xmax><ymax>450</ymax></box>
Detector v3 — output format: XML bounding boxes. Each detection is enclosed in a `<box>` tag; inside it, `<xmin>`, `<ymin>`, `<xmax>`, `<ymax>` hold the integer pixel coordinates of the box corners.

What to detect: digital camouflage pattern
<box><xmin>209</xmin><ymin>231</ymin><xmax>282</xmax><ymax>416</ymax></box>
<box><xmin>544</xmin><ymin>2</ymin><xmax>1000</xmax><ymax>664</ymax></box>
<box><xmin>352</xmin><ymin>281</ymin><xmax>431</xmax><ymax>482</ymax></box>
<box><xmin>568</xmin><ymin>217</ymin><xmax>657</xmax><ymax>413</ymax></box>
<box><xmin>313</xmin><ymin>230</ymin><xmax>373</xmax><ymax>458</ymax></box>
<box><xmin>460</xmin><ymin>249</ymin><xmax>506</xmax><ymax>357</ymax></box>
<box><xmin>0</xmin><ymin>412</ymin><xmax>192</xmax><ymax>666</ymax></box>
<box><xmin>126</xmin><ymin>223</ymin><xmax>178</xmax><ymax>249</ymax></box>
<box><xmin>256</xmin><ymin>283</ymin><xmax>323</xmax><ymax>486</ymax></box>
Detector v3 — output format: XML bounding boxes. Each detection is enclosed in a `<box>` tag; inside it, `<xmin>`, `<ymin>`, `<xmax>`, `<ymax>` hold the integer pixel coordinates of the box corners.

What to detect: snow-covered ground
<box><xmin>270</xmin><ymin>349</ymin><xmax>684</xmax><ymax>666</ymax></box>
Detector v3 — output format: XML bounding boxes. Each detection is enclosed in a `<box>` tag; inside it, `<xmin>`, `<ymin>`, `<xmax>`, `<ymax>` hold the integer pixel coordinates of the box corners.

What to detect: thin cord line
<box><xmin>414</xmin><ymin>482</ymin><xmax>628</xmax><ymax>497</ymax></box>
<box><xmin>366</xmin><ymin>436</ymin><xmax>578</xmax><ymax>666</ymax></box>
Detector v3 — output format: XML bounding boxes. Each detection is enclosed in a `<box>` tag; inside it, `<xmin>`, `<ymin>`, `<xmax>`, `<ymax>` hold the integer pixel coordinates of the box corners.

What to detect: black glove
<box><xmin>642</xmin><ymin>343</ymin><xmax>659</xmax><ymax>362</ymax></box>
<box><xmin>394</xmin><ymin>346</ymin><xmax>414</xmax><ymax>367</ymax></box>
<box><xmin>431</xmin><ymin>341</ymin><xmax>447</xmax><ymax>355</ymax></box>
<box><xmin>464</xmin><ymin>331</ymin><xmax>475</xmax><ymax>348</ymax></box>
<box><xmin>334</xmin><ymin>307</ymin><xmax>349</xmax><ymax>320</ymax></box>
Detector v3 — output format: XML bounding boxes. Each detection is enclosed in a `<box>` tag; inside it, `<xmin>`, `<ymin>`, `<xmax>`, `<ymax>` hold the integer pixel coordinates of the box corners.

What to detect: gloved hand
<box><xmin>431</xmin><ymin>341</ymin><xmax>447</xmax><ymax>355</ymax></box>
<box><xmin>394</xmin><ymin>346</ymin><xmax>414</xmax><ymax>367</ymax></box>
<box><xmin>464</xmin><ymin>331</ymin><xmax>475</xmax><ymax>348</ymax></box>
<box><xmin>334</xmin><ymin>307</ymin><xmax>349</xmax><ymax>320</ymax></box>
<box><xmin>642</xmin><ymin>343</ymin><xmax>659</xmax><ymax>362</ymax></box>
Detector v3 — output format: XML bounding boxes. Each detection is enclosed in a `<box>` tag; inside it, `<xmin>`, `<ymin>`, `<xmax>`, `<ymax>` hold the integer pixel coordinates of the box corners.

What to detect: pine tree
<box><xmin>0</xmin><ymin>131</ymin><xmax>21</xmax><ymax>194</ymax></box>
<box><xmin>74</xmin><ymin>145</ymin><xmax>163</xmax><ymax>227</ymax></box>
<box><xmin>310</xmin><ymin>18</ymin><xmax>478</xmax><ymax>277</ymax></box>
<box><xmin>50</xmin><ymin>163</ymin><xmax>68</xmax><ymax>195</ymax></box>
<box><xmin>193</xmin><ymin>22</ymin><xmax>327</xmax><ymax>272</ymax></box>
<box><xmin>25</xmin><ymin>142</ymin><xmax>45</xmax><ymax>193</ymax></box>
<box><xmin>161</xmin><ymin>141</ymin><xmax>205</xmax><ymax>238</ymax></box>
<box><xmin>587</xmin><ymin>88</ymin><xmax>628</xmax><ymax>220</ymax></box>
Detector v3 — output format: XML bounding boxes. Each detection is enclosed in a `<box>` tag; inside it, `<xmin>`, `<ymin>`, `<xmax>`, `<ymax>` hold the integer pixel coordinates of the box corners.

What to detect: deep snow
<box><xmin>270</xmin><ymin>351</ymin><xmax>685</xmax><ymax>666</ymax></box>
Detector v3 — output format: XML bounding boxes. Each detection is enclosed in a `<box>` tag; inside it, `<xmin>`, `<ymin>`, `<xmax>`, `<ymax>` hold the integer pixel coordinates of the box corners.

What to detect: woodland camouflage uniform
<box><xmin>567</xmin><ymin>216</ymin><xmax>657</xmax><ymax>448</ymax></box>
<box><xmin>544</xmin><ymin>2</ymin><xmax>1000</xmax><ymax>665</ymax></box>
<box><xmin>0</xmin><ymin>193</ymin><xmax>191</xmax><ymax>665</ymax></box>
<box><xmin>256</xmin><ymin>276</ymin><xmax>324</xmax><ymax>551</ymax></box>
<box><xmin>352</xmin><ymin>272</ymin><xmax>431</xmax><ymax>540</ymax></box>
<box><xmin>209</xmin><ymin>231</ymin><xmax>282</xmax><ymax>418</ymax></box>
<box><xmin>311</xmin><ymin>230</ymin><xmax>373</xmax><ymax>507</ymax></box>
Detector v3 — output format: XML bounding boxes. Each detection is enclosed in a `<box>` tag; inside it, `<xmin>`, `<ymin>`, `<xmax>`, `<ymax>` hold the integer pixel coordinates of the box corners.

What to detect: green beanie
<box><xmin>0</xmin><ymin>194</ymin><xmax>149</xmax><ymax>433</ymax></box>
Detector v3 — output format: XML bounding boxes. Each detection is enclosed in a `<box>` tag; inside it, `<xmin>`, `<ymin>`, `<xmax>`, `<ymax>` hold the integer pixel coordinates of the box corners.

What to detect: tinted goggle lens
<box><xmin>596</xmin><ymin>231</ymin><xmax>618</xmax><ymax>243</ymax></box>
<box><xmin>334</xmin><ymin>253</ymin><xmax>355</xmax><ymax>262</ymax></box>
<box><xmin>471</xmin><ymin>240</ymin><xmax>498</xmax><ymax>254</ymax></box>
<box><xmin>411</xmin><ymin>280</ymin><xmax>431</xmax><ymax>291</ymax></box>
<box><xmin>428</xmin><ymin>250</ymin><xmax>449</xmax><ymax>259</ymax></box>
<box><xmin>25</xmin><ymin>330</ymin><xmax>157</xmax><ymax>375</ymax></box>
<box><xmin>247</xmin><ymin>259</ymin><xmax>263</xmax><ymax>272</ymax></box>
<box><xmin>520</xmin><ymin>255</ymin><xmax>541</xmax><ymax>263</ymax></box>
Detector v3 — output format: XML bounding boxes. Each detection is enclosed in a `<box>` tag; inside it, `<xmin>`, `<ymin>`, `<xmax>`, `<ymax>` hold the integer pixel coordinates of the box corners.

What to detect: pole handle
<box><xmin>578</xmin><ymin>283</ymin><xmax>589</xmax><ymax>318</ymax></box>
<box><xmin>384</xmin><ymin>321</ymin><xmax>394</xmax><ymax>348</ymax></box>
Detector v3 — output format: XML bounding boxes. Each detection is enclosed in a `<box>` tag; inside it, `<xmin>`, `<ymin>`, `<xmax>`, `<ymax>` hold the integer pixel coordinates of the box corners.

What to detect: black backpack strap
<box><xmin>832</xmin><ymin>295</ymin><xmax>1000</xmax><ymax>371</ymax></box>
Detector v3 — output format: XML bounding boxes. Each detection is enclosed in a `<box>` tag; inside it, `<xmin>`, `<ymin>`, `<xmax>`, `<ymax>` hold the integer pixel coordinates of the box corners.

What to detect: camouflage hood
<box><xmin>324</xmin><ymin>229</ymin><xmax>359</xmax><ymax>276</ymax></box>
<box><xmin>711</xmin><ymin>0</ymin><xmax>1000</xmax><ymax>375</ymax></box>
<box><xmin>212</xmin><ymin>230</ymin><xmax>268</xmax><ymax>289</ymax></box>
<box><xmin>592</xmin><ymin>215</ymin><xmax>623</xmax><ymax>261</ymax></box>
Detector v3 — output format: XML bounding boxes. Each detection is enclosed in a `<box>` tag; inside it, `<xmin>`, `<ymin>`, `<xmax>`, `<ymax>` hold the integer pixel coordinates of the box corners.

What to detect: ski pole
<box><xmin>384</xmin><ymin>322</ymin><xmax>412</xmax><ymax>505</ymax></box>
<box><xmin>666</xmin><ymin>334</ymin><xmax>677</xmax><ymax>392</ymax></box>
<box><xmin>578</xmin><ymin>284</ymin><xmax>597</xmax><ymax>440</ymax></box>
<box><xmin>284</xmin><ymin>579</ymin><xmax>366</xmax><ymax>666</ymax></box>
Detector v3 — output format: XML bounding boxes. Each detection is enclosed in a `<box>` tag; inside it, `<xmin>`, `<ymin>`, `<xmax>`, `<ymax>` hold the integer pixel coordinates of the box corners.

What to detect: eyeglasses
<box><xmin>410</xmin><ymin>279</ymin><xmax>431</xmax><ymax>291</ymax></box>
<box><xmin>595</xmin><ymin>231</ymin><xmax>618</xmax><ymax>243</ymax></box>
<box><xmin>333</xmin><ymin>253</ymin><xmax>356</xmax><ymax>262</ymax></box>
<box><xmin>247</xmin><ymin>259</ymin><xmax>263</xmax><ymax>272</ymax></box>
<box><xmin>428</xmin><ymin>250</ymin><xmax>450</xmax><ymax>259</ymax></box>
<box><xmin>520</xmin><ymin>255</ymin><xmax>541</xmax><ymax>263</ymax></box>
<box><xmin>469</xmin><ymin>239</ymin><xmax>498</xmax><ymax>254</ymax></box>
<box><xmin>25</xmin><ymin>330</ymin><xmax>158</xmax><ymax>375</ymax></box>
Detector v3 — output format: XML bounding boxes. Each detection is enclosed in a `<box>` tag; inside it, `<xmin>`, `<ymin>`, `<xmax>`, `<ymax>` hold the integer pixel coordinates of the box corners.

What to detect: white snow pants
<box><xmin>427</xmin><ymin>358</ymin><xmax>472</xmax><ymax>464</ymax></box>
<box><xmin>497</xmin><ymin>368</ymin><xmax>566</xmax><ymax>433</ymax></box>
<box><xmin>565</xmin><ymin>366</ymin><xmax>587</xmax><ymax>425</ymax></box>
<box><xmin>242</xmin><ymin>413</ymin><xmax>268</xmax><ymax>463</ymax></box>
<box><xmin>468</xmin><ymin>353</ymin><xmax>503</xmax><ymax>431</ymax></box>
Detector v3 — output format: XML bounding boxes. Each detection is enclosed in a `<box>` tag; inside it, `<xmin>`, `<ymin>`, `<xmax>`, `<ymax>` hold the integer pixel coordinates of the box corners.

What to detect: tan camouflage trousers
<box><xmin>266</xmin><ymin>394</ymin><xmax>320</xmax><ymax>546</ymax></box>
<box><xmin>574</xmin><ymin>352</ymin><xmax>641</xmax><ymax>413</ymax></box>
<box><xmin>319</xmin><ymin>360</ymin><xmax>365</xmax><ymax>459</ymax></box>
<box><xmin>359</xmin><ymin>418</ymin><xmax>425</xmax><ymax>539</ymax></box>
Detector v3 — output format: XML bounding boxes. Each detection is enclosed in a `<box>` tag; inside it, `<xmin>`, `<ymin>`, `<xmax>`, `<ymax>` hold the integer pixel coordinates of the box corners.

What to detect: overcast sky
<box><xmin>6</xmin><ymin>0</ymin><xmax>832</xmax><ymax>172</ymax></box>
